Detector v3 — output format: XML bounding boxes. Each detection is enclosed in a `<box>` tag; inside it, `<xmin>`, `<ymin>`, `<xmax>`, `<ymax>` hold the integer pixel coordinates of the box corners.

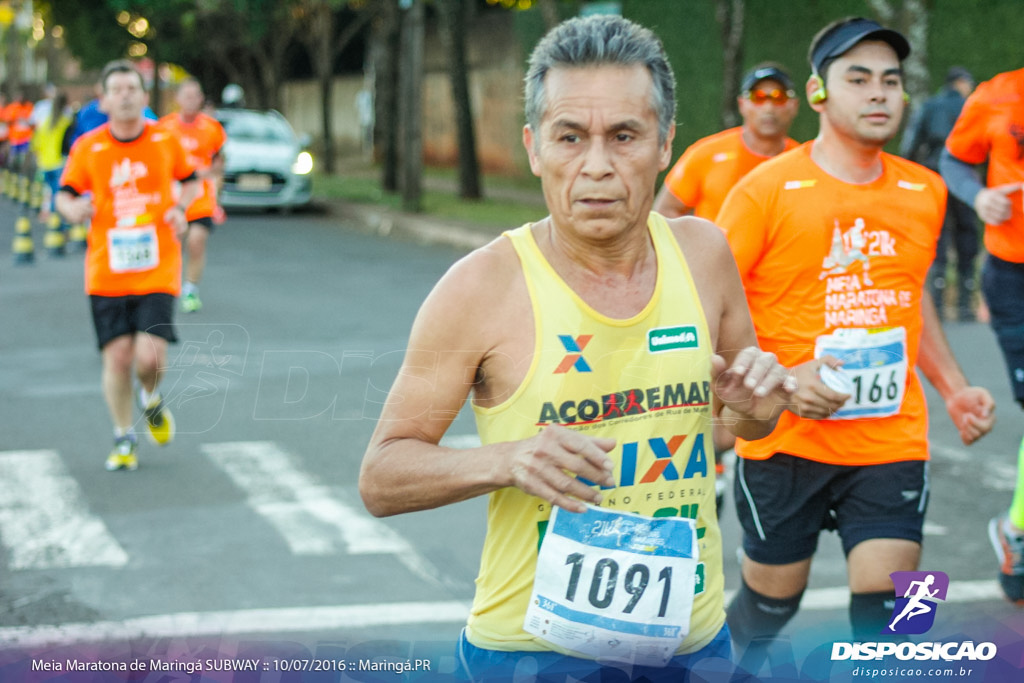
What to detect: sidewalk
<box><xmin>328</xmin><ymin>200</ymin><xmax>505</xmax><ymax>252</ymax></box>
<box><xmin>320</xmin><ymin>159</ymin><xmax>547</xmax><ymax>252</ymax></box>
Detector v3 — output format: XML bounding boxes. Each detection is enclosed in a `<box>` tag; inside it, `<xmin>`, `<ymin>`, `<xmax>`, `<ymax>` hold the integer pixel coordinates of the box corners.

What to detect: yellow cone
<box><xmin>29</xmin><ymin>179</ymin><xmax>43</xmax><ymax>212</ymax></box>
<box><xmin>12</xmin><ymin>215</ymin><xmax>34</xmax><ymax>264</ymax></box>
<box><xmin>67</xmin><ymin>224</ymin><xmax>88</xmax><ymax>252</ymax></box>
<box><xmin>44</xmin><ymin>215</ymin><xmax>65</xmax><ymax>257</ymax></box>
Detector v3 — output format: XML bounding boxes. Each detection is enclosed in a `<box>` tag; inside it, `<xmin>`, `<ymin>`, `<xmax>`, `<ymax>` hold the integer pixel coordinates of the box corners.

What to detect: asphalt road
<box><xmin>1</xmin><ymin>199</ymin><xmax>1022</xmax><ymax>681</ymax></box>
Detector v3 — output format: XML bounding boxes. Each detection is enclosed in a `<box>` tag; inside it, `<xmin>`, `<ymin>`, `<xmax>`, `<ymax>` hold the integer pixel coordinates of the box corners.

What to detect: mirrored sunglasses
<box><xmin>744</xmin><ymin>88</ymin><xmax>796</xmax><ymax>105</ymax></box>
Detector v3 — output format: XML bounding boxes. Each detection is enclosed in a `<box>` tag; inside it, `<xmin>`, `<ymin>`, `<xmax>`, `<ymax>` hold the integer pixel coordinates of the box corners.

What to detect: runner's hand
<box><xmin>945</xmin><ymin>386</ymin><xmax>995</xmax><ymax>445</ymax></box>
<box><xmin>507</xmin><ymin>424</ymin><xmax>616</xmax><ymax>513</ymax></box>
<box><xmin>63</xmin><ymin>196</ymin><xmax>94</xmax><ymax>225</ymax></box>
<box><xmin>788</xmin><ymin>357</ymin><xmax>851</xmax><ymax>420</ymax></box>
<box><xmin>164</xmin><ymin>205</ymin><xmax>189</xmax><ymax>238</ymax></box>
<box><xmin>974</xmin><ymin>183</ymin><xmax>1022</xmax><ymax>225</ymax></box>
<box><xmin>711</xmin><ymin>347</ymin><xmax>797</xmax><ymax>420</ymax></box>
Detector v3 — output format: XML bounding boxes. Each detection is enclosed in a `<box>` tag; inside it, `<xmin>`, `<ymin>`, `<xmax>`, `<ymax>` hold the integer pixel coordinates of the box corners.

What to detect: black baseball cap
<box><xmin>809</xmin><ymin>18</ymin><xmax>910</xmax><ymax>76</ymax></box>
<box><xmin>741</xmin><ymin>65</ymin><xmax>795</xmax><ymax>93</ymax></box>
<box><xmin>946</xmin><ymin>66</ymin><xmax>974</xmax><ymax>84</ymax></box>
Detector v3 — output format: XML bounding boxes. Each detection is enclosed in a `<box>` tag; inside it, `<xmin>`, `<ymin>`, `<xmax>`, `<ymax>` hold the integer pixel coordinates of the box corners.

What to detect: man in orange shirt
<box><xmin>716</xmin><ymin>17</ymin><xmax>995</xmax><ymax>646</ymax></box>
<box><xmin>653</xmin><ymin>63</ymin><xmax>800</xmax><ymax>221</ymax></box>
<box><xmin>159</xmin><ymin>78</ymin><xmax>226</xmax><ymax>313</ymax></box>
<box><xmin>57</xmin><ymin>60</ymin><xmax>199</xmax><ymax>471</ymax></box>
<box><xmin>942</xmin><ymin>68</ymin><xmax>1024</xmax><ymax>605</ymax></box>
<box><xmin>5</xmin><ymin>88</ymin><xmax>35</xmax><ymax>201</ymax></box>
<box><xmin>654</xmin><ymin>65</ymin><xmax>800</xmax><ymax>515</ymax></box>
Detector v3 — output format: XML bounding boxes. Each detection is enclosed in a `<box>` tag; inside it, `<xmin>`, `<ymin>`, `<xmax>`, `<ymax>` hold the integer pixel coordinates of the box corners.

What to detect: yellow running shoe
<box><xmin>143</xmin><ymin>395</ymin><xmax>175</xmax><ymax>446</ymax></box>
<box><xmin>105</xmin><ymin>435</ymin><xmax>139</xmax><ymax>471</ymax></box>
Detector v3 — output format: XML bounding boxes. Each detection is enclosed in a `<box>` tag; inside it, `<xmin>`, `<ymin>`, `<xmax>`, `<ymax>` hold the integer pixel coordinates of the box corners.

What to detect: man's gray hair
<box><xmin>524</xmin><ymin>15</ymin><xmax>676</xmax><ymax>145</ymax></box>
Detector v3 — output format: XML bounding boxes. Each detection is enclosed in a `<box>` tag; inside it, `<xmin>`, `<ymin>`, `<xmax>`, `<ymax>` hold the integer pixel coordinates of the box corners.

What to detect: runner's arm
<box><xmin>177</xmin><ymin>172</ymin><xmax>201</xmax><ymax>208</ymax></box>
<box><xmin>917</xmin><ymin>288</ymin><xmax>995</xmax><ymax>445</ymax></box>
<box><xmin>55</xmin><ymin>186</ymin><xmax>93</xmax><ymax>225</ymax></box>
<box><xmin>359</xmin><ymin>242</ymin><xmax>615</xmax><ymax>518</ymax></box>
<box><xmin>652</xmin><ymin>183</ymin><xmax>695</xmax><ymax>218</ymax></box>
<box><xmin>678</xmin><ymin>219</ymin><xmax>795</xmax><ymax>439</ymax></box>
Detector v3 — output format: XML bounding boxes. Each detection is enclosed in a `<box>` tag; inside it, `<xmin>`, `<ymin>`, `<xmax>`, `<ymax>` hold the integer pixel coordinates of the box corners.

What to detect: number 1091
<box><xmin>563</xmin><ymin>553</ymin><xmax>672</xmax><ymax>617</ymax></box>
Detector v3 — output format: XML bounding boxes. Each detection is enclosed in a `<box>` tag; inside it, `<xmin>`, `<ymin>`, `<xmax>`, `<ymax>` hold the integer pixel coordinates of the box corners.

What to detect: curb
<box><xmin>327</xmin><ymin>200</ymin><xmax>501</xmax><ymax>252</ymax></box>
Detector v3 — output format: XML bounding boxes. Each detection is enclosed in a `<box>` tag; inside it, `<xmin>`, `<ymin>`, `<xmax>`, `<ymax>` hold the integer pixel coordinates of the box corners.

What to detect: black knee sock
<box><xmin>726</xmin><ymin>578</ymin><xmax>804</xmax><ymax>648</ymax></box>
<box><xmin>850</xmin><ymin>591</ymin><xmax>899</xmax><ymax>641</ymax></box>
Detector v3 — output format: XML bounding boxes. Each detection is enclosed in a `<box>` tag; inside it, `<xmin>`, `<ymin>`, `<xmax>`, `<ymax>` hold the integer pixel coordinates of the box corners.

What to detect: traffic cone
<box><xmin>29</xmin><ymin>177</ymin><xmax>43</xmax><ymax>214</ymax></box>
<box><xmin>43</xmin><ymin>213</ymin><xmax>65</xmax><ymax>257</ymax></box>
<box><xmin>12</xmin><ymin>214</ymin><xmax>34</xmax><ymax>264</ymax></box>
<box><xmin>17</xmin><ymin>174</ymin><xmax>30</xmax><ymax>208</ymax></box>
<box><xmin>2</xmin><ymin>169</ymin><xmax>12</xmax><ymax>199</ymax></box>
<box><xmin>66</xmin><ymin>223</ymin><xmax>88</xmax><ymax>252</ymax></box>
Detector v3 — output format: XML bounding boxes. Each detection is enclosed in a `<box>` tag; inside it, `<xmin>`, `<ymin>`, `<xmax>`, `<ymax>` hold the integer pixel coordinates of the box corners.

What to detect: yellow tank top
<box><xmin>468</xmin><ymin>213</ymin><xmax>724</xmax><ymax>656</ymax></box>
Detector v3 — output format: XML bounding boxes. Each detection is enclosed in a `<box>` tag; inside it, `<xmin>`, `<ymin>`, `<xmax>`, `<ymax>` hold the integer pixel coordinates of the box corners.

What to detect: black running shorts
<box><xmin>189</xmin><ymin>215</ymin><xmax>215</xmax><ymax>233</ymax></box>
<box><xmin>90</xmin><ymin>293</ymin><xmax>177</xmax><ymax>350</ymax></box>
<box><xmin>733</xmin><ymin>453</ymin><xmax>928</xmax><ymax>565</ymax></box>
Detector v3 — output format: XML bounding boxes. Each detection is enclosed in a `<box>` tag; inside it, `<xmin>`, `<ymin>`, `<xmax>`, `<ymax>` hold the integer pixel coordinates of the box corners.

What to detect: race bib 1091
<box><xmin>524</xmin><ymin>505</ymin><xmax>698</xmax><ymax>667</ymax></box>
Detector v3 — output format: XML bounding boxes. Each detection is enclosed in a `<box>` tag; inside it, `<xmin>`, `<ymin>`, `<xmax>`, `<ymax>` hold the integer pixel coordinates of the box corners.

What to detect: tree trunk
<box><xmin>316</xmin><ymin>6</ymin><xmax>337</xmax><ymax>173</ymax></box>
<box><xmin>867</xmin><ymin>0</ymin><xmax>929</xmax><ymax>104</ymax></box>
<box><xmin>398</xmin><ymin>0</ymin><xmax>424</xmax><ymax>212</ymax></box>
<box><xmin>715</xmin><ymin>0</ymin><xmax>745</xmax><ymax>130</ymax></box>
<box><xmin>147</xmin><ymin>41</ymin><xmax>162</xmax><ymax>116</ymax></box>
<box><xmin>440</xmin><ymin>0</ymin><xmax>481</xmax><ymax>199</ymax></box>
<box><xmin>375</xmin><ymin>0</ymin><xmax>401</xmax><ymax>192</ymax></box>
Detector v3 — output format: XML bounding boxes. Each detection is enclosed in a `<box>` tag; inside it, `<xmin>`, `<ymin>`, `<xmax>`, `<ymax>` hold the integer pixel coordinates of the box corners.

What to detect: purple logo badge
<box><xmin>884</xmin><ymin>571</ymin><xmax>949</xmax><ymax>635</ymax></box>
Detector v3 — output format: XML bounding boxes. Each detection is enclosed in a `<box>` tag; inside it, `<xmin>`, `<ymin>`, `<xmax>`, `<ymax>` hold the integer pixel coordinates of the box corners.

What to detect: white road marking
<box><xmin>201</xmin><ymin>441</ymin><xmax>450</xmax><ymax>588</ymax></box>
<box><xmin>0</xmin><ymin>600</ymin><xmax>473</xmax><ymax>647</ymax></box>
<box><xmin>202</xmin><ymin>441</ymin><xmax>407</xmax><ymax>555</ymax></box>
<box><xmin>0</xmin><ymin>580</ymin><xmax>1007</xmax><ymax>647</ymax></box>
<box><xmin>0</xmin><ymin>450</ymin><xmax>128</xmax><ymax>569</ymax></box>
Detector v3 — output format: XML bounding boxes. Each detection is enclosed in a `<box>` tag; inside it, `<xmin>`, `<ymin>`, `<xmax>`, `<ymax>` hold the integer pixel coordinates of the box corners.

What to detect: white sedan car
<box><xmin>216</xmin><ymin>108</ymin><xmax>313</xmax><ymax>210</ymax></box>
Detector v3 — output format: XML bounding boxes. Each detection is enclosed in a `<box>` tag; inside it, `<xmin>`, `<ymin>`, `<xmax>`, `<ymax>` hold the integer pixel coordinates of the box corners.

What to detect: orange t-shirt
<box><xmin>662</xmin><ymin>127</ymin><xmax>799</xmax><ymax>221</ymax></box>
<box><xmin>61</xmin><ymin>122</ymin><xmax>196</xmax><ymax>297</ymax></box>
<box><xmin>7</xmin><ymin>101</ymin><xmax>34</xmax><ymax>146</ymax></box>
<box><xmin>0</xmin><ymin>102</ymin><xmax>14</xmax><ymax>141</ymax></box>
<box><xmin>945</xmin><ymin>68</ymin><xmax>1024</xmax><ymax>264</ymax></box>
<box><xmin>716</xmin><ymin>142</ymin><xmax>946</xmax><ymax>466</ymax></box>
<box><xmin>158</xmin><ymin>112</ymin><xmax>226</xmax><ymax>221</ymax></box>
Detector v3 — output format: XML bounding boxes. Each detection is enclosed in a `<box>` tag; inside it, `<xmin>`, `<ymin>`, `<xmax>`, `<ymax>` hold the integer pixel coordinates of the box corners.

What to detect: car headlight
<box><xmin>292</xmin><ymin>151</ymin><xmax>313</xmax><ymax>175</ymax></box>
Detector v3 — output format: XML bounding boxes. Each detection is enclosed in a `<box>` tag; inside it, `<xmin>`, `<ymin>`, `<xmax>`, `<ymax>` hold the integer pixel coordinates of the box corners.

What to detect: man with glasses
<box><xmin>654</xmin><ymin>63</ymin><xmax>800</xmax><ymax>515</ymax></box>
<box><xmin>653</xmin><ymin>63</ymin><xmax>800</xmax><ymax>221</ymax></box>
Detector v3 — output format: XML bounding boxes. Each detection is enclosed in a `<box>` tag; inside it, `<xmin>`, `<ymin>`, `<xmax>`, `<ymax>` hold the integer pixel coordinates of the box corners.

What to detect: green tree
<box><xmin>295</xmin><ymin>0</ymin><xmax>377</xmax><ymax>173</ymax></box>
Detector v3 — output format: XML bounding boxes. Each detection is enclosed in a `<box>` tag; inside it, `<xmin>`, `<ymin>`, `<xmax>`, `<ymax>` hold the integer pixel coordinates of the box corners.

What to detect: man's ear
<box><xmin>659</xmin><ymin>121</ymin><xmax>676</xmax><ymax>171</ymax></box>
<box><xmin>523</xmin><ymin>124</ymin><xmax>541</xmax><ymax>177</ymax></box>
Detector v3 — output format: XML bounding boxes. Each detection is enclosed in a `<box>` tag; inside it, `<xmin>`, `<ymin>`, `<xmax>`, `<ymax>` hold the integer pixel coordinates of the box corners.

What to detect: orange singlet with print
<box><xmin>716</xmin><ymin>142</ymin><xmax>945</xmax><ymax>466</ymax></box>
<box><xmin>945</xmin><ymin>68</ymin><xmax>1024</xmax><ymax>264</ymax></box>
<box><xmin>159</xmin><ymin>111</ymin><xmax>226</xmax><ymax>222</ymax></box>
<box><xmin>61</xmin><ymin>122</ymin><xmax>196</xmax><ymax>297</ymax></box>
<box><xmin>662</xmin><ymin>127</ymin><xmax>799</xmax><ymax>221</ymax></box>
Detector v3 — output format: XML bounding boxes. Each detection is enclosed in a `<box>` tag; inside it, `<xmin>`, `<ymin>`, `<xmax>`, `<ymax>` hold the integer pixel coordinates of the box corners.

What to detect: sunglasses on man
<box><xmin>743</xmin><ymin>88</ymin><xmax>797</xmax><ymax>105</ymax></box>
